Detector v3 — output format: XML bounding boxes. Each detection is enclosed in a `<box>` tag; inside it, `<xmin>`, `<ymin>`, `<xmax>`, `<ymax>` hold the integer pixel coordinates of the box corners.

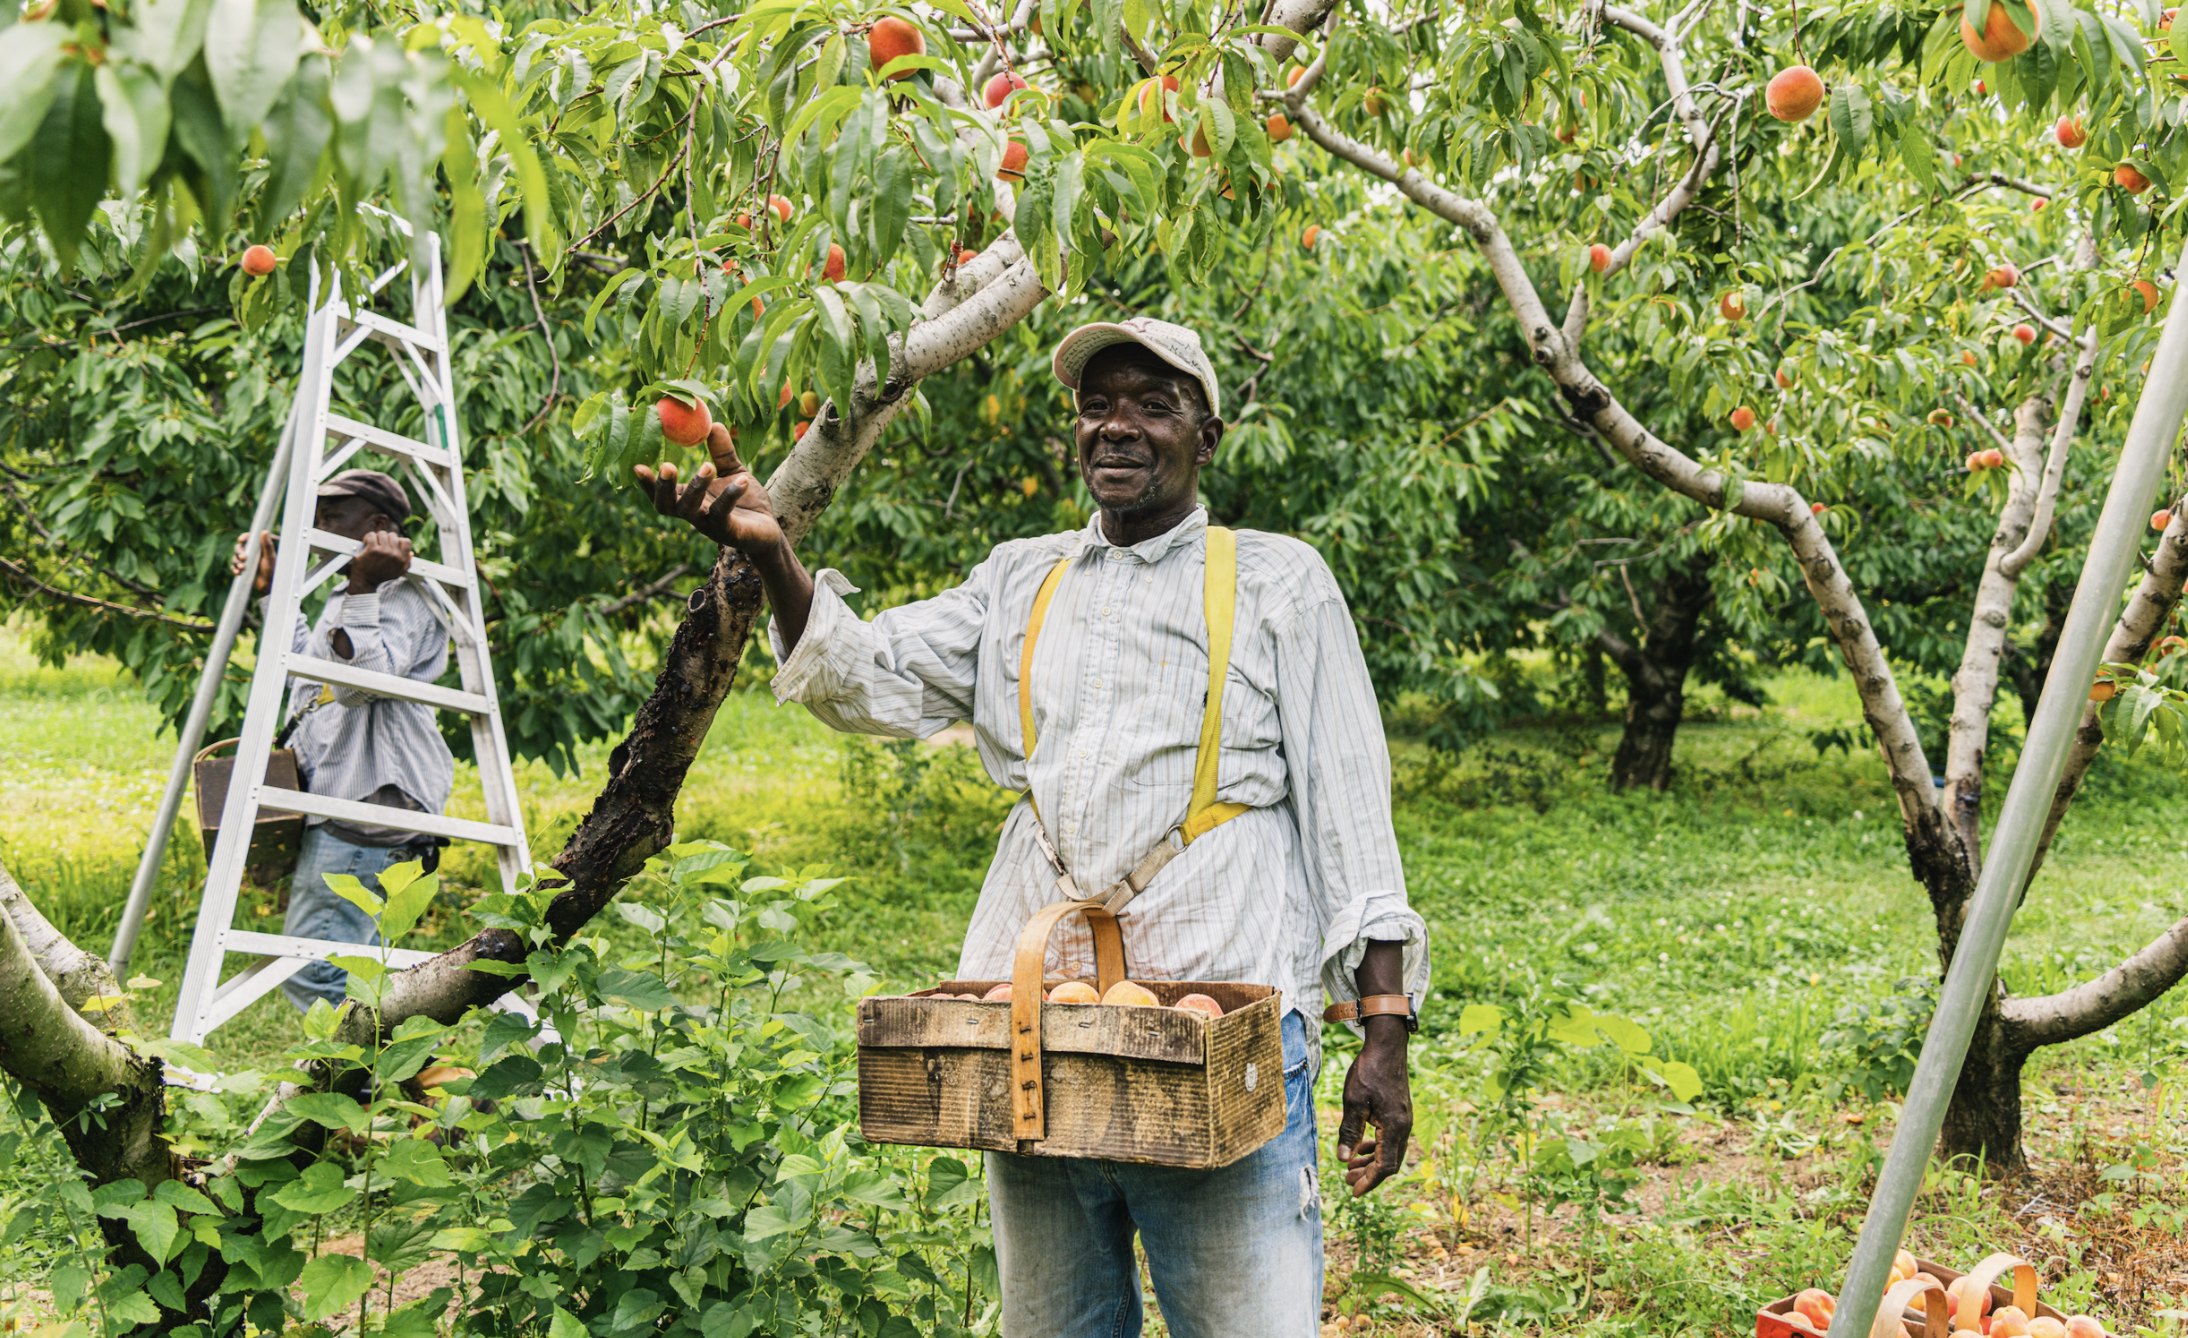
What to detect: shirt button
<box><xmin>1076</xmin><ymin>748</ymin><xmax>1089</xmax><ymax>759</ymax></box>
<box><xmin>1065</xmin><ymin>822</ymin><xmax>1078</xmax><ymax>835</ymax></box>
<box><xmin>1101</xmin><ymin>606</ymin><xmax>1114</xmax><ymax>617</ymax></box>
<box><xmin>1091</xmin><ymin>678</ymin><xmax>1104</xmax><ymax>689</ymax></box>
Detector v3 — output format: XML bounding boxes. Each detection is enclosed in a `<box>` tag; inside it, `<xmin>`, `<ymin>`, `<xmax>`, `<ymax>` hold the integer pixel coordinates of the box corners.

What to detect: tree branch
<box><xmin>1284</xmin><ymin>87</ymin><xmax>1947</xmax><ymax>842</ymax></box>
<box><xmin>0</xmin><ymin>859</ymin><xmax>168</xmax><ymax>1190</ymax></box>
<box><xmin>2001</xmin><ymin>331</ymin><xmax>2099</xmax><ymax>579</ymax></box>
<box><xmin>1942</xmin><ymin>391</ymin><xmax>2054</xmax><ymax>884</ymax></box>
<box><xmin>0</xmin><ymin>555</ymin><xmax>216</xmax><ymax>632</ymax></box>
<box><xmin>0</xmin><ymin>862</ymin><xmax>131</xmax><ymax>1032</ymax></box>
<box><xmin>601</xmin><ymin>563</ymin><xmax>696</xmax><ymax>616</ymax></box>
<box><xmin>2002</xmin><ymin>911</ymin><xmax>2188</xmax><ymax>1048</ymax></box>
<box><xmin>2024</xmin><ymin>511</ymin><xmax>2188</xmax><ymax>887</ymax></box>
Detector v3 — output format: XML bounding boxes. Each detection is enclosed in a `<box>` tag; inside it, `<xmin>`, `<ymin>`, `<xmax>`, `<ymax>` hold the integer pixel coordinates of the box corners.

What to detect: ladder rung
<box><xmin>324</xmin><ymin>413</ymin><xmax>454</xmax><ymax>470</ymax></box>
<box><xmin>249</xmin><ymin>787</ymin><xmax>525</xmax><ymax>847</ymax></box>
<box><xmin>222</xmin><ymin>930</ymin><xmax>438</xmax><ymax>966</ymax></box>
<box><xmin>303</xmin><ymin>529</ymin><xmax>474</xmax><ymax>589</ymax></box>
<box><xmin>337</xmin><ymin>307</ymin><xmax>444</xmax><ymax>354</ymax></box>
<box><xmin>285</xmin><ymin>653</ymin><xmax>491</xmax><ymax>714</ymax></box>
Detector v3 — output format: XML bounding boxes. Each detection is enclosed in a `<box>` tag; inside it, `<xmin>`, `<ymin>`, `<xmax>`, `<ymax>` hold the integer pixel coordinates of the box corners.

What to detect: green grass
<box><xmin>6</xmin><ymin>621</ymin><xmax>2188</xmax><ymax>1334</ymax></box>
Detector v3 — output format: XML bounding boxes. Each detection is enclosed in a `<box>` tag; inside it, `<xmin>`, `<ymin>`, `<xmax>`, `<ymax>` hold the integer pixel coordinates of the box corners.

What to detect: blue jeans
<box><xmin>987</xmin><ymin>1010</ymin><xmax>1323</xmax><ymax>1338</ymax></box>
<box><xmin>280</xmin><ymin>827</ymin><xmax>419</xmax><ymax>1011</ymax></box>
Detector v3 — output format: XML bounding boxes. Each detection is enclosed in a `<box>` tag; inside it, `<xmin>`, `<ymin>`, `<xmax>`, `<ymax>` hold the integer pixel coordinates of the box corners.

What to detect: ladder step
<box><xmin>324</xmin><ymin>413</ymin><xmax>455</xmax><ymax>470</ymax></box>
<box><xmin>223</xmin><ymin>930</ymin><xmax>438</xmax><ymax>966</ymax></box>
<box><xmin>303</xmin><ymin>528</ymin><xmax>474</xmax><ymax>589</ymax></box>
<box><xmin>286</xmin><ymin>653</ymin><xmax>492</xmax><ymax>714</ymax></box>
<box><xmin>335</xmin><ymin>307</ymin><xmax>445</xmax><ymax>355</ymax></box>
<box><xmin>250</xmin><ymin>787</ymin><xmax>525</xmax><ymax>847</ymax></box>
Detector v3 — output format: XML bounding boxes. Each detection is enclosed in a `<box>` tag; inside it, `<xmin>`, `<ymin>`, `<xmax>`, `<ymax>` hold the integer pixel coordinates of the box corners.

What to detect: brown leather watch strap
<box><xmin>1322</xmin><ymin>994</ymin><xmax>1417</xmax><ymax>1030</ymax></box>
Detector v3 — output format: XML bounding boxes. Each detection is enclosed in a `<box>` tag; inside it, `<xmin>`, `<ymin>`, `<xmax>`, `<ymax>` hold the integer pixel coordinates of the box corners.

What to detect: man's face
<box><xmin>315</xmin><ymin>494</ymin><xmax>396</xmax><ymax>543</ymax></box>
<box><xmin>1072</xmin><ymin>346</ymin><xmax>1222</xmax><ymax>521</ymax></box>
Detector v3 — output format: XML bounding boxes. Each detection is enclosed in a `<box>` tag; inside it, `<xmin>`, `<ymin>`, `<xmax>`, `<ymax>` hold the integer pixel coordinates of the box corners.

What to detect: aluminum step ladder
<box><xmin>165</xmin><ymin>229</ymin><xmax>534</xmax><ymax>1046</ymax></box>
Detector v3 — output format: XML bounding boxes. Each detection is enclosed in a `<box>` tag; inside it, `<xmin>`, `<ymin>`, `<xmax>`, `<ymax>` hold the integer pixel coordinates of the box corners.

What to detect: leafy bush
<box><xmin>13</xmin><ymin>843</ymin><xmax>1001</xmax><ymax>1338</ymax></box>
<box><xmin>1819</xmin><ymin>975</ymin><xmax>1937</xmax><ymax>1102</ymax></box>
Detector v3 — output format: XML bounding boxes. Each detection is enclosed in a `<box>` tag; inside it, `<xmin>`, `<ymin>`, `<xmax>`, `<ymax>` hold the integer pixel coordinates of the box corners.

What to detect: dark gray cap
<box><xmin>316</xmin><ymin>469</ymin><xmax>411</xmax><ymax>523</ymax></box>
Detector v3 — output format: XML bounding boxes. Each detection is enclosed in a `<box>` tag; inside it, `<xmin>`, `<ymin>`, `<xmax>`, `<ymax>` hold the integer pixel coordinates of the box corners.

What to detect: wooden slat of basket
<box><xmin>857</xmin><ymin>990</ymin><xmax>1287</xmax><ymax>1168</ymax></box>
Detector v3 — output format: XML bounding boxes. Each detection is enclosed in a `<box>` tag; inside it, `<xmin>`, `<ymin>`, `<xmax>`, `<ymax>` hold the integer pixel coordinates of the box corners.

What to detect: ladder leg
<box><xmin>112</xmin><ymin>401</ymin><xmax>301</xmax><ymax>974</ymax></box>
<box><xmin>171</xmin><ymin>289</ymin><xmax>341</xmax><ymax>1046</ymax></box>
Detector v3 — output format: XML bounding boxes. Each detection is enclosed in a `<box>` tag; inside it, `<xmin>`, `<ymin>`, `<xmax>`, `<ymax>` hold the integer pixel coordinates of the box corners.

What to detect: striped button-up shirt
<box><xmin>283</xmin><ymin>578</ymin><xmax>455</xmax><ymax>833</ymax></box>
<box><xmin>772</xmin><ymin>506</ymin><xmax>1427</xmax><ymax>1067</ymax></box>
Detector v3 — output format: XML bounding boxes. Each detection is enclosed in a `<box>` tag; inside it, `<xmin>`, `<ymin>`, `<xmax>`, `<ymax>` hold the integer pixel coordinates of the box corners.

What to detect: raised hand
<box><xmin>347</xmin><ymin>530</ymin><xmax>414</xmax><ymax>594</ymax></box>
<box><xmin>230</xmin><ymin>531</ymin><xmax>277</xmax><ymax>594</ymax></box>
<box><xmin>634</xmin><ymin>423</ymin><xmax>786</xmax><ymax>557</ymax></box>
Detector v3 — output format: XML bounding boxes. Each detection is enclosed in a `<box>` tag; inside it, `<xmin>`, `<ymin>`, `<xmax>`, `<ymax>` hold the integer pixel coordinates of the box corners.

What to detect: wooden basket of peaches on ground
<box><xmin>855</xmin><ymin>898</ymin><xmax>1288</xmax><ymax>1169</ymax></box>
<box><xmin>1760</xmin><ymin>1250</ymin><xmax>2116</xmax><ymax>1338</ymax></box>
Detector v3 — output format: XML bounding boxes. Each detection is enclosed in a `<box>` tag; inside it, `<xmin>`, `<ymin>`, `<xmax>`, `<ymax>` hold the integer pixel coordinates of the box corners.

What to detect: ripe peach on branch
<box><xmin>1961</xmin><ymin>0</ymin><xmax>2037</xmax><ymax>60</ymax></box>
<box><xmin>656</xmin><ymin>396</ymin><xmax>712</xmax><ymax>447</ymax></box>
<box><xmin>1766</xmin><ymin>65</ymin><xmax>1825</xmax><ymax>122</ymax></box>
<box><xmin>868</xmin><ymin>16</ymin><xmax>926</xmax><ymax>80</ymax></box>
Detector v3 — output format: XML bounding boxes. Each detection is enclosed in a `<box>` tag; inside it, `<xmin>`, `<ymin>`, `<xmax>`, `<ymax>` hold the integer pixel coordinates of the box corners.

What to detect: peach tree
<box><xmin>1267</xmin><ymin>0</ymin><xmax>2188</xmax><ymax>1169</ymax></box>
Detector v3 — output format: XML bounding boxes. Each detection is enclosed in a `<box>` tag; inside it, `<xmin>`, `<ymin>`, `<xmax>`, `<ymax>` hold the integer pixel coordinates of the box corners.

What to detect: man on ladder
<box><xmin>229</xmin><ymin>467</ymin><xmax>452</xmax><ymax>1011</ymax></box>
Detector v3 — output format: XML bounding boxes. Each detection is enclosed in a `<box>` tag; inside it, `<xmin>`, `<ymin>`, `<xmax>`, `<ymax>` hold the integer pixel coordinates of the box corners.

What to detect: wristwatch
<box><xmin>1322</xmin><ymin>994</ymin><xmax>1418</xmax><ymax>1033</ymax></box>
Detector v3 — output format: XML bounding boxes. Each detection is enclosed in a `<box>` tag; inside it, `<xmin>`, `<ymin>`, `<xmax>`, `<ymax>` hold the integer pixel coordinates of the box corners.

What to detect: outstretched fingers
<box><xmin>706</xmin><ymin>423</ymin><xmax>745</xmax><ymax>477</ymax></box>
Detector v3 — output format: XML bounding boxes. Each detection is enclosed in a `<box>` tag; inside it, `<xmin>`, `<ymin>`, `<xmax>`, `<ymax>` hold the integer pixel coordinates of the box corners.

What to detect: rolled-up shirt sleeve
<box><xmin>770</xmin><ymin>563</ymin><xmax>992</xmax><ymax>739</ymax></box>
<box><xmin>1272</xmin><ymin>587</ymin><xmax>1431</xmax><ymax>1036</ymax></box>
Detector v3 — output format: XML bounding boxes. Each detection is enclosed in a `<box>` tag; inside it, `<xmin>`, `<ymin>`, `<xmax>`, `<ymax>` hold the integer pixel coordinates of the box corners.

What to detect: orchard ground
<box><xmin>2</xmin><ymin>619</ymin><xmax>2186</xmax><ymax>1336</ymax></box>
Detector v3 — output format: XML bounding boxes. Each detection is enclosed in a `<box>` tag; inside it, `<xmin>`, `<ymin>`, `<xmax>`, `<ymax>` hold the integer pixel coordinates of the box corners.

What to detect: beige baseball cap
<box><xmin>1052</xmin><ymin>316</ymin><xmax>1222</xmax><ymax>419</ymax></box>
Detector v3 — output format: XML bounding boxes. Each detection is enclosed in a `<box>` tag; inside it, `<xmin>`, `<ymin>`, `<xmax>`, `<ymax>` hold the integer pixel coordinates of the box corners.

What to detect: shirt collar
<box><xmin>1078</xmin><ymin>505</ymin><xmax>1209</xmax><ymax>564</ymax></box>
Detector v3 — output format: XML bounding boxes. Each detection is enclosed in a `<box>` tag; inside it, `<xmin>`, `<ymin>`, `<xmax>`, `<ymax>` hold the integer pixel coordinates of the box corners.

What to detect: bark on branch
<box><xmin>1942</xmin><ymin>392</ymin><xmax>2054</xmax><ymax>889</ymax></box>
<box><xmin>2003</xmin><ymin>912</ymin><xmax>2188</xmax><ymax>1048</ymax></box>
<box><xmin>1283</xmin><ymin>91</ymin><xmax>1946</xmax><ymax>843</ymax></box>
<box><xmin>0</xmin><ymin>857</ymin><xmax>170</xmax><ymax>1190</ymax></box>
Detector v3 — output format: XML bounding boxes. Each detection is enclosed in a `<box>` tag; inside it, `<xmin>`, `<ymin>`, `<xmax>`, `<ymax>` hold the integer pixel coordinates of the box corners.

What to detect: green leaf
<box><xmin>269</xmin><ymin>1160</ymin><xmax>359</xmax><ymax>1214</ymax></box>
<box><xmin>376</xmin><ymin>862</ymin><xmax>438</xmax><ymax>943</ymax></box>
<box><xmin>204</xmin><ymin>0</ymin><xmax>300</xmax><ymax>132</ymax></box>
<box><xmin>28</xmin><ymin>63</ymin><xmax>111</xmax><ymax>265</ymax></box>
<box><xmin>323</xmin><ymin>872</ymin><xmax>384</xmax><ymax>918</ymax></box>
<box><xmin>114</xmin><ymin>0</ymin><xmax>215</xmax><ymax>82</ymax></box>
<box><xmin>1594</xmin><ymin>1014</ymin><xmax>1652</xmax><ymax>1054</ymax></box>
<box><xmin>741</xmin><ymin>1204</ymin><xmax>797</xmax><ymax>1239</ymax></box>
<box><xmin>1457</xmin><ymin>1003</ymin><xmax>1504</xmax><ymax>1035</ymax></box>
<box><xmin>297</xmin><ymin>1254</ymin><xmax>373</xmax><ymax>1321</ymax></box>
<box><xmin>97</xmin><ymin>61</ymin><xmax>171</xmax><ymax>197</ymax></box>
<box><xmin>259</xmin><ymin>56</ymin><xmax>331</xmax><ymax>224</ymax></box>
<box><xmin>1657</xmin><ymin>1059</ymin><xmax>1704</xmax><ymax>1102</ymax></box>
<box><xmin>1827</xmin><ymin>83</ymin><xmax>1874</xmax><ymax>153</ymax></box>
<box><xmin>0</xmin><ymin>26</ymin><xmax>72</xmax><ymax>166</ymax></box>
<box><xmin>595</xmin><ymin>968</ymin><xmax>676</xmax><ymax>1011</ymax></box>
<box><xmin>550</xmin><ymin>1307</ymin><xmax>588</xmax><ymax>1338</ymax></box>
<box><xmin>105</xmin><ymin>1201</ymin><xmax>180</xmax><ymax>1263</ymax></box>
<box><xmin>924</xmin><ymin>1156</ymin><xmax>981</xmax><ymax>1208</ymax></box>
<box><xmin>457</xmin><ymin>69</ymin><xmax>557</xmax><ymax>263</ymax></box>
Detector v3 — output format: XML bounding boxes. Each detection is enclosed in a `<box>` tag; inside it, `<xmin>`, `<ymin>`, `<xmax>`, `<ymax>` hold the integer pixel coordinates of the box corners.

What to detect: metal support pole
<box><xmin>107</xmin><ymin>399</ymin><xmax>302</xmax><ymax>974</ymax></box>
<box><xmin>1829</xmin><ymin>232</ymin><xmax>2188</xmax><ymax>1338</ymax></box>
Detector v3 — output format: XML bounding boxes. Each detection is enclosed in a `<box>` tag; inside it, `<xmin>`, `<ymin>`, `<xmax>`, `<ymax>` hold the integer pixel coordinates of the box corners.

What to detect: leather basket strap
<box><xmin>1010</xmin><ymin>899</ymin><xmax>1124</xmax><ymax>1141</ymax></box>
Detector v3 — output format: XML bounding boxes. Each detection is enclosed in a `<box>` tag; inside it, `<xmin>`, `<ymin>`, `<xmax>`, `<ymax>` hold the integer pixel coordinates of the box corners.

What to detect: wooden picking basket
<box><xmin>856</xmin><ymin>899</ymin><xmax>1287</xmax><ymax>1168</ymax></box>
<box><xmin>1757</xmin><ymin>1254</ymin><xmax>2063</xmax><ymax>1338</ymax></box>
<box><xmin>194</xmin><ymin>738</ymin><xmax>306</xmax><ymax>878</ymax></box>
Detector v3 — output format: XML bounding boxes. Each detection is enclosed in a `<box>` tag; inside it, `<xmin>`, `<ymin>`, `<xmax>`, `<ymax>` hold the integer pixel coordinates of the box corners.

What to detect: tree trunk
<box><xmin>1938</xmin><ymin>991</ymin><xmax>2030</xmax><ymax>1172</ymax></box>
<box><xmin>1598</xmin><ymin>556</ymin><xmax>1713</xmax><ymax>791</ymax></box>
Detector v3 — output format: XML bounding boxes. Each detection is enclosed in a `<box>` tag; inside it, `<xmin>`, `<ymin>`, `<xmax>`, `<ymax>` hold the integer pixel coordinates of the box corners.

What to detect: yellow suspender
<box><xmin>1018</xmin><ymin>528</ymin><xmax>1249</xmax><ymax>844</ymax></box>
